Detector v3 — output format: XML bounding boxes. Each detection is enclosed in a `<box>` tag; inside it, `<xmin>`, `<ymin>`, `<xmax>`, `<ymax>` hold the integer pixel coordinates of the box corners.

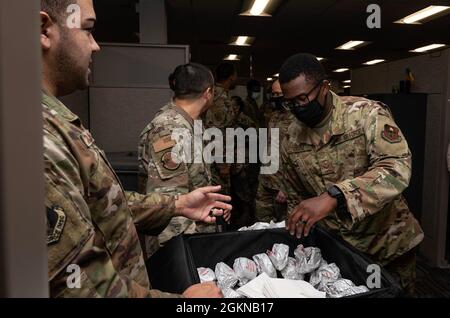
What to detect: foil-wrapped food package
<box><xmin>233</xmin><ymin>258</ymin><xmax>258</xmax><ymax>286</ymax></box>
<box><xmin>281</xmin><ymin>257</ymin><xmax>305</xmax><ymax>281</ymax></box>
<box><xmin>309</xmin><ymin>263</ymin><xmax>341</xmax><ymax>290</ymax></box>
<box><xmin>319</xmin><ymin>259</ymin><xmax>328</xmax><ymax>268</ymax></box>
<box><xmin>324</xmin><ymin>278</ymin><xmax>370</xmax><ymax>298</ymax></box>
<box><xmin>268</xmin><ymin>221</ymin><xmax>286</xmax><ymax>229</ymax></box>
<box><xmin>267</xmin><ymin>243</ymin><xmax>289</xmax><ymax>271</ymax></box>
<box><xmin>215</xmin><ymin>262</ymin><xmax>238</xmax><ymax>290</ymax></box>
<box><xmin>222</xmin><ymin>288</ymin><xmax>244</xmax><ymax>299</ymax></box>
<box><xmin>253</xmin><ymin>253</ymin><xmax>277</xmax><ymax>278</ymax></box>
<box><xmin>197</xmin><ymin>267</ymin><xmax>216</xmax><ymax>283</ymax></box>
<box><xmin>294</xmin><ymin>245</ymin><xmax>323</xmax><ymax>274</ymax></box>
<box><xmin>238</xmin><ymin>222</ymin><xmax>270</xmax><ymax>232</ymax></box>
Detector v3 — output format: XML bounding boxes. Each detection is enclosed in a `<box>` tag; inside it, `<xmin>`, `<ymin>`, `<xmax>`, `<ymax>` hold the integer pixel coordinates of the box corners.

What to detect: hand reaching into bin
<box><xmin>175</xmin><ymin>185</ymin><xmax>232</xmax><ymax>224</ymax></box>
<box><xmin>287</xmin><ymin>192</ymin><xmax>337</xmax><ymax>238</ymax></box>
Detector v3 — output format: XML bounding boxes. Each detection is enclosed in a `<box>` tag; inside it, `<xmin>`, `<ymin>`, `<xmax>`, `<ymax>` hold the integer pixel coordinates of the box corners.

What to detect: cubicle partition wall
<box><xmin>62</xmin><ymin>43</ymin><xmax>190</xmax><ymax>191</ymax></box>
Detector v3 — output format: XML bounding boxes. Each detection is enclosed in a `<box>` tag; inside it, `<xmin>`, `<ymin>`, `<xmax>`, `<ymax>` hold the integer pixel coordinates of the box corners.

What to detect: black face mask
<box><xmin>270</xmin><ymin>96</ymin><xmax>284</xmax><ymax>110</ymax></box>
<box><xmin>291</xmin><ymin>98</ymin><xmax>325</xmax><ymax>128</ymax></box>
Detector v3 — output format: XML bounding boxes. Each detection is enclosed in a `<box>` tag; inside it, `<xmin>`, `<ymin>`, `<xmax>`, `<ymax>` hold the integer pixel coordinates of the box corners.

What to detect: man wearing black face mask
<box><xmin>279</xmin><ymin>53</ymin><xmax>423</xmax><ymax>296</ymax></box>
<box><xmin>256</xmin><ymin>80</ymin><xmax>293</xmax><ymax>222</ymax></box>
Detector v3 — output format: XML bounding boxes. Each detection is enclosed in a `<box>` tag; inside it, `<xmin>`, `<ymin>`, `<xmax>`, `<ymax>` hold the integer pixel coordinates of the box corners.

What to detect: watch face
<box><xmin>328</xmin><ymin>186</ymin><xmax>339</xmax><ymax>197</ymax></box>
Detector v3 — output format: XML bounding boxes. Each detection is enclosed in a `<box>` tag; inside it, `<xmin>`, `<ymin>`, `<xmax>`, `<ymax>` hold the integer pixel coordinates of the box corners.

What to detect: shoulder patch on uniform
<box><xmin>381</xmin><ymin>124</ymin><xmax>402</xmax><ymax>143</ymax></box>
<box><xmin>47</xmin><ymin>206</ymin><xmax>66</xmax><ymax>245</ymax></box>
<box><xmin>161</xmin><ymin>151</ymin><xmax>181</xmax><ymax>171</ymax></box>
<box><xmin>153</xmin><ymin>136</ymin><xmax>176</xmax><ymax>153</ymax></box>
<box><xmin>80</xmin><ymin>131</ymin><xmax>95</xmax><ymax>148</ymax></box>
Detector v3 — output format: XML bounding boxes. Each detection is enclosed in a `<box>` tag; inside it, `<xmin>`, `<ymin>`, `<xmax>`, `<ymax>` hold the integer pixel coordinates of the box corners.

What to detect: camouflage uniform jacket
<box><xmin>259</xmin><ymin>109</ymin><xmax>294</xmax><ymax>191</ymax></box>
<box><xmin>43</xmin><ymin>93</ymin><xmax>179</xmax><ymax>298</ymax></box>
<box><xmin>203</xmin><ymin>84</ymin><xmax>240</xmax><ymax>131</ymax></box>
<box><xmin>201</xmin><ymin>84</ymin><xmax>241</xmax><ymax>195</ymax></box>
<box><xmin>281</xmin><ymin>92</ymin><xmax>424</xmax><ymax>265</ymax></box>
<box><xmin>243</xmin><ymin>96</ymin><xmax>264</xmax><ymax>128</ymax></box>
<box><xmin>139</xmin><ymin>100</ymin><xmax>213</xmax><ymax>244</ymax></box>
<box><xmin>255</xmin><ymin>109</ymin><xmax>293</xmax><ymax>222</ymax></box>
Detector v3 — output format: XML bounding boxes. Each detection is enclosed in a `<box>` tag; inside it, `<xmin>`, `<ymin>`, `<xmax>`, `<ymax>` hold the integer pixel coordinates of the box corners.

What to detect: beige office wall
<box><xmin>351</xmin><ymin>50</ymin><xmax>450</xmax><ymax>267</ymax></box>
<box><xmin>89</xmin><ymin>87</ymin><xmax>173</xmax><ymax>152</ymax></box>
<box><xmin>60</xmin><ymin>90</ymin><xmax>90</xmax><ymax>128</ymax></box>
<box><xmin>0</xmin><ymin>1</ymin><xmax>48</xmax><ymax>297</ymax></box>
<box><xmin>352</xmin><ymin>50</ymin><xmax>449</xmax><ymax>95</ymax></box>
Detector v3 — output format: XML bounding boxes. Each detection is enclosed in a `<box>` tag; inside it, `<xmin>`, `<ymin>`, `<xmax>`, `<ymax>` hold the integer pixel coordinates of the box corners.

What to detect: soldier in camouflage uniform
<box><xmin>243</xmin><ymin>79</ymin><xmax>265</xmax><ymax>129</ymax></box>
<box><xmin>279</xmin><ymin>54</ymin><xmax>424</xmax><ymax>296</ymax></box>
<box><xmin>256</xmin><ymin>80</ymin><xmax>293</xmax><ymax>223</ymax></box>
<box><xmin>41</xmin><ymin>0</ymin><xmax>230</xmax><ymax>298</ymax></box>
<box><xmin>202</xmin><ymin>63</ymin><xmax>241</xmax><ymax>196</ymax></box>
<box><xmin>228</xmin><ymin>96</ymin><xmax>260</xmax><ymax>228</ymax></box>
<box><xmin>139</xmin><ymin>63</ymin><xmax>220</xmax><ymax>256</ymax></box>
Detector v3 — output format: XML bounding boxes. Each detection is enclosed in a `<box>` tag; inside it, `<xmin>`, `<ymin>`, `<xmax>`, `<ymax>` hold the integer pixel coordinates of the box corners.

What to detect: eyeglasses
<box><xmin>282</xmin><ymin>80</ymin><xmax>325</xmax><ymax>110</ymax></box>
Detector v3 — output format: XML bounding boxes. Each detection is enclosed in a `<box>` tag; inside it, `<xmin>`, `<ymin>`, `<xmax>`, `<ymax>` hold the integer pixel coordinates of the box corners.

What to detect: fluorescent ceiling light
<box><xmin>273</xmin><ymin>73</ymin><xmax>279</xmax><ymax>77</ymax></box>
<box><xmin>250</xmin><ymin>0</ymin><xmax>271</xmax><ymax>16</ymax></box>
<box><xmin>267</xmin><ymin>77</ymin><xmax>273</xmax><ymax>81</ymax></box>
<box><xmin>334</xmin><ymin>68</ymin><xmax>349</xmax><ymax>73</ymax></box>
<box><xmin>395</xmin><ymin>6</ymin><xmax>450</xmax><ymax>24</ymax></box>
<box><xmin>235</xmin><ymin>36</ymin><xmax>249</xmax><ymax>46</ymax></box>
<box><xmin>363</xmin><ymin>59</ymin><xmax>386</xmax><ymax>65</ymax></box>
<box><xmin>224</xmin><ymin>54</ymin><xmax>240</xmax><ymax>61</ymax></box>
<box><xmin>336</xmin><ymin>40</ymin><xmax>367</xmax><ymax>50</ymax></box>
<box><xmin>343</xmin><ymin>85</ymin><xmax>351</xmax><ymax>89</ymax></box>
<box><xmin>342</xmin><ymin>80</ymin><xmax>351</xmax><ymax>84</ymax></box>
<box><xmin>410</xmin><ymin>44</ymin><xmax>446</xmax><ymax>53</ymax></box>
<box><xmin>317</xmin><ymin>57</ymin><xmax>324</xmax><ymax>61</ymax></box>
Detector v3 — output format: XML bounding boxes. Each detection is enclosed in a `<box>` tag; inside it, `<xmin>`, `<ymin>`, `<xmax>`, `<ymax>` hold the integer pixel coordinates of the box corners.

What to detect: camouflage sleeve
<box><xmin>126</xmin><ymin>191</ymin><xmax>176</xmax><ymax>236</ymax></box>
<box><xmin>44</xmin><ymin>130</ymin><xmax>180</xmax><ymax>298</ymax></box>
<box><xmin>335</xmin><ymin>105</ymin><xmax>412</xmax><ymax>226</ymax></box>
<box><xmin>146</xmin><ymin>131</ymin><xmax>190</xmax><ymax>195</ymax></box>
<box><xmin>280</xmin><ymin>140</ymin><xmax>311</xmax><ymax>214</ymax></box>
<box><xmin>236</xmin><ymin>112</ymin><xmax>257</xmax><ymax>129</ymax></box>
<box><xmin>255</xmin><ymin>177</ymin><xmax>278</xmax><ymax>222</ymax></box>
<box><xmin>204</xmin><ymin>97</ymin><xmax>240</xmax><ymax>129</ymax></box>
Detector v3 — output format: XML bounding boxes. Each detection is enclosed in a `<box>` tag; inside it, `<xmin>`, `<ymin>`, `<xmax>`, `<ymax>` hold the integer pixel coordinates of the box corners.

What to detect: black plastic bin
<box><xmin>146</xmin><ymin>227</ymin><xmax>403</xmax><ymax>298</ymax></box>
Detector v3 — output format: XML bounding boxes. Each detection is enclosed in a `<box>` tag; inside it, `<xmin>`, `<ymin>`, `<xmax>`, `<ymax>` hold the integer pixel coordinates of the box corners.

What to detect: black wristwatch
<box><xmin>327</xmin><ymin>185</ymin><xmax>347</xmax><ymax>214</ymax></box>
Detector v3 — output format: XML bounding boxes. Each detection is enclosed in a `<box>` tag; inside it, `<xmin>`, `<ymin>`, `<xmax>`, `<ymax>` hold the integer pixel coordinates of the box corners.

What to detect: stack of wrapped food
<box><xmin>197</xmin><ymin>243</ymin><xmax>370</xmax><ymax>298</ymax></box>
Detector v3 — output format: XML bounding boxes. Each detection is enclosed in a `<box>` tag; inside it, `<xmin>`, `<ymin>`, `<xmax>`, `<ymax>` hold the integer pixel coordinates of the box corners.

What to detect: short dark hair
<box><xmin>41</xmin><ymin>0</ymin><xmax>75</xmax><ymax>23</ymax></box>
<box><xmin>231</xmin><ymin>96</ymin><xmax>245</xmax><ymax>113</ymax></box>
<box><xmin>279</xmin><ymin>53</ymin><xmax>326</xmax><ymax>85</ymax></box>
<box><xmin>247</xmin><ymin>79</ymin><xmax>261</xmax><ymax>92</ymax></box>
<box><xmin>169</xmin><ymin>63</ymin><xmax>214</xmax><ymax>99</ymax></box>
<box><xmin>216</xmin><ymin>63</ymin><xmax>237</xmax><ymax>82</ymax></box>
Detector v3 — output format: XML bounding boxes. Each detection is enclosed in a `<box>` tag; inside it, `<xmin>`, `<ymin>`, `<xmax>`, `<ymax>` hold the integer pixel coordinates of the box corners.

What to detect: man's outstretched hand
<box><xmin>175</xmin><ymin>185</ymin><xmax>232</xmax><ymax>223</ymax></box>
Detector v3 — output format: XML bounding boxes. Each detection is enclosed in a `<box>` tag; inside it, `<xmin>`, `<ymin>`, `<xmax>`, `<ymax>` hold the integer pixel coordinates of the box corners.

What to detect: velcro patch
<box><xmin>80</xmin><ymin>131</ymin><xmax>95</xmax><ymax>148</ymax></box>
<box><xmin>333</xmin><ymin>128</ymin><xmax>364</xmax><ymax>146</ymax></box>
<box><xmin>161</xmin><ymin>151</ymin><xmax>181</xmax><ymax>171</ymax></box>
<box><xmin>153</xmin><ymin>136</ymin><xmax>176</xmax><ymax>153</ymax></box>
<box><xmin>381</xmin><ymin>124</ymin><xmax>402</xmax><ymax>143</ymax></box>
<box><xmin>47</xmin><ymin>206</ymin><xmax>66</xmax><ymax>245</ymax></box>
